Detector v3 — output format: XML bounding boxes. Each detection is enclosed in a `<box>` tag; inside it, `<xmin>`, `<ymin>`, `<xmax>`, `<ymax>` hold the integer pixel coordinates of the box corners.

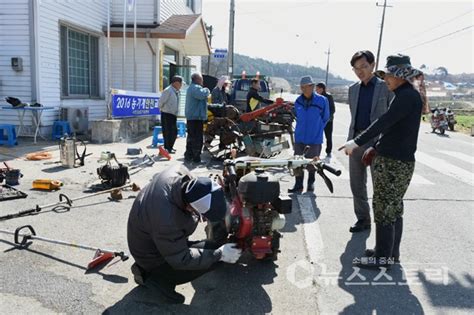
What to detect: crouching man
<box><xmin>127</xmin><ymin>165</ymin><xmax>241</xmax><ymax>304</ymax></box>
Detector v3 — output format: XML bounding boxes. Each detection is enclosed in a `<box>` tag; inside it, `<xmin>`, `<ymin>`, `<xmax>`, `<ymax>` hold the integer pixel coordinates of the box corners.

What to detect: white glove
<box><xmin>338</xmin><ymin>140</ymin><xmax>359</xmax><ymax>156</ymax></box>
<box><xmin>218</xmin><ymin>243</ymin><xmax>242</xmax><ymax>264</ymax></box>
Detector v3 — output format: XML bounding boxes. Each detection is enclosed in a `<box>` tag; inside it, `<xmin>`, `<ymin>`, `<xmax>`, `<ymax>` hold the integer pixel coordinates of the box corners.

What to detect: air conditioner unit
<box><xmin>60</xmin><ymin>107</ymin><xmax>89</xmax><ymax>134</ymax></box>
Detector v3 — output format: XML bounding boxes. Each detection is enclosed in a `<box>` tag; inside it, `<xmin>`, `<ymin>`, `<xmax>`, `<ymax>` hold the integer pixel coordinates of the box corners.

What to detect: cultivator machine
<box><xmin>204</xmin><ymin>98</ymin><xmax>295</xmax><ymax>159</ymax></box>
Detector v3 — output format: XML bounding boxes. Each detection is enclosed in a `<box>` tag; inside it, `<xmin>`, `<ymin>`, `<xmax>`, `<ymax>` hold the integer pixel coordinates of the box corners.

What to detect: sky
<box><xmin>201</xmin><ymin>0</ymin><xmax>473</xmax><ymax>80</ymax></box>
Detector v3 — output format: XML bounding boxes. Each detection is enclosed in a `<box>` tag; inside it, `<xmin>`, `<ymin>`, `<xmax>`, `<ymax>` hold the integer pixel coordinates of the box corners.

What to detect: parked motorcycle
<box><xmin>445</xmin><ymin>107</ymin><xmax>456</xmax><ymax>131</ymax></box>
<box><xmin>430</xmin><ymin>107</ymin><xmax>448</xmax><ymax>135</ymax></box>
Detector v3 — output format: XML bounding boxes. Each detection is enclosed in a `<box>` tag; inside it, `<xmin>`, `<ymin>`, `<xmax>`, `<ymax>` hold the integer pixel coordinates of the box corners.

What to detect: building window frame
<box><xmin>60</xmin><ymin>24</ymin><xmax>100</xmax><ymax>99</ymax></box>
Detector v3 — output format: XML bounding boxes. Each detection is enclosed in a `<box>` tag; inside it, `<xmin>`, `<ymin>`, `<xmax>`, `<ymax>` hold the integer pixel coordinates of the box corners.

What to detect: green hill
<box><xmin>202</xmin><ymin>53</ymin><xmax>352</xmax><ymax>91</ymax></box>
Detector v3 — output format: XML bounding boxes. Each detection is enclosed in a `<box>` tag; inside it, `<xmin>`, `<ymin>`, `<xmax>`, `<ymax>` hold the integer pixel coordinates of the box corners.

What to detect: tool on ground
<box><xmin>4</xmin><ymin>168</ymin><xmax>22</xmax><ymax>186</ymax></box>
<box><xmin>0</xmin><ymin>225</ymin><xmax>129</xmax><ymax>270</ymax></box>
<box><xmin>158</xmin><ymin>145</ymin><xmax>172</xmax><ymax>160</ymax></box>
<box><xmin>126</xmin><ymin>148</ymin><xmax>142</xmax><ymax>155</ymax></box>
<box><xmin>128</xmin><ymin>154</ymin><xmax>155</xmax><ymax>170</ymax></box>
<box><xmin>25</xmin><ymin>151</ymin><xmax>53</xmax><ymax>161</ymax></box>
<box><xmin>32</xmin><ymin>179</ymin><xmax>63</xmax><ymax>191</ymax></box>
<box><xmin>0</xmin><ymin>183</ymin><xmax>140</xmax><ymax>221</ymax></box>
<box><xmin>0</xmin><ymin>184</ymin><xmax>28</xmax><ymax>202</ymax></box>
<box><xmin>97</xmin><ymin>153</ymin><xmax>129</xmax><ymax>188</ymax></box>
<box><xmin>59</xmin><ymin>136</ymin><xmax>91</xmax><ymax>168</ymax></box>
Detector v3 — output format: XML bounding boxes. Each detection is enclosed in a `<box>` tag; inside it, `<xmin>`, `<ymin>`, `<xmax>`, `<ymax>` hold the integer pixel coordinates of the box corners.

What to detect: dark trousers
<box><xmin>185</xmin><ymin>120</ymin><xmax>204</xmax><ymax>161</ymax></box>
<box><xmin>324</xmin><ymin>120</ymin><xmax>333</xmax><ymax>155</ymax></box>
<box><xmin>147</xmin><ymin>240</ymin><xmax>220</xmax><ymax>286</ymax></box>
<box><xmin>161</xmin><ymin>112</ymin><xmax>177</xmax><ymax>151</ymax></box>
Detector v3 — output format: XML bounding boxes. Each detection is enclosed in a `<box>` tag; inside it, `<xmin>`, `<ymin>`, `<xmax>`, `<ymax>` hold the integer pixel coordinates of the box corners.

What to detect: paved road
<box><xmin>0</xmin><ymin>101</ymin><xmax>472</xmax><ymax>314</ymax></box>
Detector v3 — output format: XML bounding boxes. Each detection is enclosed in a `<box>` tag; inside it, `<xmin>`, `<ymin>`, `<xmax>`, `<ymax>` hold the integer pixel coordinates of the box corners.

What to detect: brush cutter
<box><xmin>0</xmin><ymin>225</ymin><xmax>128</xmax><ymax>270</ymax></box>
<box><xmin>0</xmin><ymin>183</ymin><xmax>140</xmax><ymax>221</ymax></box>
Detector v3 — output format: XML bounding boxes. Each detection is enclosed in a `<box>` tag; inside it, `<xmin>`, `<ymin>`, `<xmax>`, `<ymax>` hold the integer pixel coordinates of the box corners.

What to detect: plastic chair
<box><xmin>152</xmin><ymin>126</ymin><xmax>164</xmax><ymax>147</ymax></box>
<box><xmin>0</xmin><ymin>124</ymin><xmax>18</xmax><ymax>146</ymax></box>
<box><xmin>177</xmin><ymin>121</ymin><xmax>186</xmax><ymax>137</ymax></box>
<box><xmin>52</xmin><ymin>121</ymin><xmax>72</xmax><ymax>140</ymax></box>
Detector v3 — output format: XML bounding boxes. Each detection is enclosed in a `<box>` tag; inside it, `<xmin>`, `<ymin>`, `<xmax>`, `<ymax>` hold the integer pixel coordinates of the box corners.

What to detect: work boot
<box><xmin>288</xmin><ymin>176</ymin><xmax>303</xmax><ymax>193</ymax></box>
<box><xmin>364</xmin><ymin>217</ymin><xmax>402</xmax><ymax>263</ymax></box>
<box><xmin>356</xmin><ymin>223</ymin><xmax>395</xmax><ymax>269</ymax></box>
<box><xmin>306</xmin><ymin>171</ymin><xmax>315</xmax><ymax>192</ymax></box>
<box><xmin>131</xmin><ymin>262</ymin><xmax>146</xmax><ymax>286</ymax></box>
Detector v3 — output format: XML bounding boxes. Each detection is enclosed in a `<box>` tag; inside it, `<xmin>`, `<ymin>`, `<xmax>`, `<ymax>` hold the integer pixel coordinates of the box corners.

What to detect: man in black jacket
<box><xmin>339</xmin><ymin>54</ymin><xmax>426</xmax><ymax>269</ymax></box>
<box><xmin>316</xmin><ymin>82</ymin><xmax>336</xmax><ymax>161</ymax></box>
<box><xmin>246</xmin><ymin>79</ymin><xmax>273</xmax><ymax>112</ymax></box>
<box><xmin>128</xmin><ymin>166</ymin><xmax>241</xmax><ymax>303</ymax></box>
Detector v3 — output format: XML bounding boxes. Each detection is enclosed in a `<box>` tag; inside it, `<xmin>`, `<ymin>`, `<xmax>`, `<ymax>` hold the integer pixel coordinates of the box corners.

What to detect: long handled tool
<box><xmin>0</xmin><ymin>183</ymin><xmax>140</xmax><ymax>221</ymax></box>
<box><xmin>0</xmin><ymin>225</ymin><xmax>128</xmax><ymax>270</ymax></box>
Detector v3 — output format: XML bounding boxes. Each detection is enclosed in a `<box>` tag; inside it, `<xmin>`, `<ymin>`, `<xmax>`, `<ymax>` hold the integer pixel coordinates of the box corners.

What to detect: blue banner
<box><xmin>111</xmin><ymin>89</ymin><xmax>161</xmax><ymax>118</ymax></box>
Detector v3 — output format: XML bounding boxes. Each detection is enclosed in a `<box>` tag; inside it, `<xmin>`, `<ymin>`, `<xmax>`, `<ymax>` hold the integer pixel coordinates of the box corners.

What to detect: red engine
<box><xmin>224</xmin><ymin>166</ymin><xmax>291</xmax><ymax>260</ymax></box>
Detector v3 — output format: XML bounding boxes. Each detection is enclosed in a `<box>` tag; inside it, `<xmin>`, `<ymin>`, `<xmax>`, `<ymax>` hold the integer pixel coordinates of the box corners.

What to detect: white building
<box><xmin>0</xmin><ymin>0</ymin><xmax>209</xmax><ymax>135</ymax></box>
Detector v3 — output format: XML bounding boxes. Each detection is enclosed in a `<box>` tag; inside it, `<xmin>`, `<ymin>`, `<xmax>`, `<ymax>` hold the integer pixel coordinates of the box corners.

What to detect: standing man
<box><xmin>159</xmin><ymin>75</ymin><xmax>183</xmax><ymax>153</ymax></box>
<box><xmin>316</xmin><ymin>82</ymin><xmax>336</xmax><ymax>161</ymax></box>
<box><xmin>339</xmin><ymin>54</ymin><xmax>426</xmax><ymax>268</ymax></box>
<box><xmin>347</xmin><ymin>50</ymin><xmax>391</xmax><ymax>233</ymax></box>
<box><xmin>288</xmin><ymin>76</ymin><xmax>329</xmax><ymax>193</ymax></box>
<box><xmin>128</xmin><ymin>165</ymin><xmax>241</xmax><ymax>303</ymax></box>
<box><xmin>246</xmin><ymin>79</ymin><xmax>273</xmax><ymax>112</ymax></box>
<box><xmin>185</xmin><ymin>73</ymin><xmax>210</xmax><ymax>163</ymax></box>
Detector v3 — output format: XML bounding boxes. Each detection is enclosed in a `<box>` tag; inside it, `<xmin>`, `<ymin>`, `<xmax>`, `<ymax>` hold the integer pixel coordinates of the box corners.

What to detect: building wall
<box><xmin>160</xmin><ymin>0</ymin><xmax>196</xmax><ymax>22</ymax></box>
<box><xmin>110</xmin><ymin>38</ymin><xmax>157</xmax><ymax>92</ymax></box>
<box><xmin>36</xmin><ymin>0</ymin><xmax>109</xmax><ymax>123</ymax></box>
<box><xmin>0</xmin><ymin>0</ymin><xmax>34</xmax><ymax>126</ymax></box>
<box><xmin>111</xmin><ymin>0</ymin><xmax>158</xmax><ymax>25</ymax></box>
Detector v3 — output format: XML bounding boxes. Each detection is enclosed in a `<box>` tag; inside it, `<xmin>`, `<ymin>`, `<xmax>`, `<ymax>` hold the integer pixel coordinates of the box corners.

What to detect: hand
<box><xmin>312</xmin><ymin>156</ymin><xmax>320</xmax><ymax>162</ymax></box>
<box><xmin>218</xmin><ymin>243</ymin><xmax>242</xmax><ymax>264</ymax></box>
<box><xmin>338</xmin><ymin>140</ymin><xmax>359</xmax><ymax>156</ymax></box>
<box><xmin>361</xmin><ymin>147</ymin><xmax>377</xmax><ymax>166</ymax></box>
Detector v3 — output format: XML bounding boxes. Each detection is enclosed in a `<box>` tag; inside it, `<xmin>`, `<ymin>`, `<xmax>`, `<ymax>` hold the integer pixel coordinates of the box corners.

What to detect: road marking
<box><xmin>416</xmin><ymin>151</ymin><xmax>474</xmax><ymax>186</ymax></box>
<box><xmin>296</xmin><ymin>195</ymin><xmax>324</xmax><ymax>264</ymax></box>
<box><xmin>438</xmin><ymin>150</ymin><xmax>474</xmax><ymax>166</ymax></box>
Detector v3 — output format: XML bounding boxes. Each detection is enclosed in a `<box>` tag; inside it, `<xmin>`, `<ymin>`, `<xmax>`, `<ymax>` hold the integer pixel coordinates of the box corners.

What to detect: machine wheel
<box><xmin>440</xmin><ymin>128</ymin><xmax>445</xmax><ymax>135</ymax></box>
<box><xmin>448</xmin><ymin>122</ymin><xmax>454</xmax><ymax>131</ymax></box>
<box><xmin>432</xmin><ymin>128</ymin><xmax>436</xmax><ymax>133</ymax></box>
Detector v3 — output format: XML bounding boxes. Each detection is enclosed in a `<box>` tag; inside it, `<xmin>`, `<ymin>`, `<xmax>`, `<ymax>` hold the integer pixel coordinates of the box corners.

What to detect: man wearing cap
<box><xmin>159</xmin><ymin>75</ymin><xmax>183</xmax><ymax>153</ymax></box>
<box><xmin>316</xmin><ymin>82</ymin><xmax>336</xmax><ymax>161</ymax></box>
<box><xmin>246</xmin><ymin>79</ymin><xmax>273</xmax><ymax>112</ymax></box>
<box><xmin>288</xmin><ymin>76</ymin><xmax>330</xmax><ymax>193</ymax></box>
<box><xmin>127</xmin><ymin>165</ymin><xmax>241</xmax><ymax>303</ymax></box>
<box><xmin>340</xmin><ymin>54</ymin><xmax>427</xmax><ymax>269</ymax></box>
<box><xmin>346</xmin><ymin>50</ymin><xmax>392</xmax><ymax>233</ymax></box>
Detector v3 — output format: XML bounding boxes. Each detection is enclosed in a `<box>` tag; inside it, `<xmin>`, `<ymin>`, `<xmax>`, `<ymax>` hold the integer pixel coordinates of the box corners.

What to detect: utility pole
<box><xmin>206</xmin><ymin>24</ymin><xmax>213</xmax><ymax>75</ymax></box>
<box><xmin>375</xmin><ymin>0</ymin><xmax>392</xmax><ymax>69</ymax></box>
<box><xmin>325</xmin><ymin>45</ymin><xmax>331</xmax><ymax>87</ymax></box>
<box><xmin>227</xmin><ymin>0</ymin><xmax>235</xmax><ymax>77</ymax></box>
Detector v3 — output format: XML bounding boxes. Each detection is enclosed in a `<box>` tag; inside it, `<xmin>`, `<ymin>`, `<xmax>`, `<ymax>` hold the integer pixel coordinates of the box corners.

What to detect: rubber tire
<box><xmin>448</xmin><ymin>123</ymin><xmax>454</xmax><ymax>131</ymax></box>
<box><xmin>440</xmin><ymin>128</ymin><xmax>445</xmax><ymax>135</ymax></box>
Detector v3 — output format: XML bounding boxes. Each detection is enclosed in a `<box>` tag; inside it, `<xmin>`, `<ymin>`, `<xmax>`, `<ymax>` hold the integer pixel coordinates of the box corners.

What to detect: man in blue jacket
<box><xmin>289</xmin><ymin>76</ymin><xmax>330</xmax><ymax>193</ymax></box>
<box><xmin>184</xmin><ymin>73</ymin><xmax>210</xmax><ymax>163</ymax></box>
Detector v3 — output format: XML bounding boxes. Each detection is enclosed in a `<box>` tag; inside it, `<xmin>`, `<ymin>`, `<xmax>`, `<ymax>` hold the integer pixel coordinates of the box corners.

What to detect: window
<box><xmin>60</xmin><ymin>25</ymin><xmax>99</xmax><ymax>98</ymax></box>
<box><xmin>186</xmin><ymin>0</ymin><xmax>194</xmax><ymax>12</ymax></box>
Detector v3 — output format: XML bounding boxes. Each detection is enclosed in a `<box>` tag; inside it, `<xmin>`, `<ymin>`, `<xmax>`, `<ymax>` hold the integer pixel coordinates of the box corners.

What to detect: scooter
<box><xmin>445</xmin><ymin>107</ymin><xmax>456</xmax><ymax>131</ymax></box>
<box><xmin>430</xmin><ymin>107</ymin><xmax>448</xmax><ymax>135</ymax></box>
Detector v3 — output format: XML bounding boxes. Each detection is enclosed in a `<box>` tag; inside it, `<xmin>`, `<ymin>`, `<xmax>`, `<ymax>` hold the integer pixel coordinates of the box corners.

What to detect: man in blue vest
<box><xmin>288</xmin><ymin>76</ymin><xmax>330</xmax><ymax>193</ymax></box>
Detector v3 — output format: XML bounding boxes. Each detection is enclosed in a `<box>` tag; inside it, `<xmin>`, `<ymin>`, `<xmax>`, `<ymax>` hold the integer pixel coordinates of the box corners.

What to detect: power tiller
<box><xmin>215</xmin><ymin>156</ymin><xmax>341</xmax><ymax>260</ymax></box>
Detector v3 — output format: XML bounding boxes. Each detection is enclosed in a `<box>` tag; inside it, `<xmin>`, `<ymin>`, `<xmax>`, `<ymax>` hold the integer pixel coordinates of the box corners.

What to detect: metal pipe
<box><xmin>133</xmin><ymin>0</ymin><xmax>137</xmax><ymax>91</ymax></box>
<box><xmin>122</xmin><ymin>0</ymin><xmax>127</xmax><ymax>88</ymax></box>
<box><xmin>107</xmin><ymin>0</ymin><xmax>112</xmax><ymax>119</ymax></box>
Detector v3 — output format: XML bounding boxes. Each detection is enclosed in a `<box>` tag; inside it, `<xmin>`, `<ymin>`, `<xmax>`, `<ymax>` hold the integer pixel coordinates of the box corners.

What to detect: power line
<box><xmin>400</xmin><ymin>25</ymin><xmax>473</xmax><ymax>51</ymax></box>
<box><xmin>410</xmin><ymin>9</ymin><xmax>474</xmax><ymax>38</ymax></box>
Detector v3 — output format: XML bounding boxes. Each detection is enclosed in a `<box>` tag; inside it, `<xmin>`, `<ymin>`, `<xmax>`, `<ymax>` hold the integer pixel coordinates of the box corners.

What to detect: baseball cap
<box><xmin>184</xmin><ymin>177</ymin><xmax>227</xmax><ymax>222</ymax></box>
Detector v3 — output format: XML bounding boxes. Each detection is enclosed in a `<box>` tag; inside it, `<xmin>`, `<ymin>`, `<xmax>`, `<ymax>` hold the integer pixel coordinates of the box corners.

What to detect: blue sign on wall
<box><xmin>111</xmin><ymin>89</ymin><xmax>161</xmax><ymax>118</ymax></box>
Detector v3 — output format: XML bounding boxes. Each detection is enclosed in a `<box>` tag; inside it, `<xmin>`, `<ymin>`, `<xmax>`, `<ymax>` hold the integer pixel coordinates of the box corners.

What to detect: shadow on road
<box><xmin>338</xmin><ymin>233</ymin><xmax>424</xmax><ymax>314</ymax></box>
<box><xmin>104</xmin><ymin>259</ymin><xmax>276</xmax><ymax>314</ymax></box>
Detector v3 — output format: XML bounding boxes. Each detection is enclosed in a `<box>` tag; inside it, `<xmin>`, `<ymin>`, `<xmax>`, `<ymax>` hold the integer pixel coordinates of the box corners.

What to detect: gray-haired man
<box><xmin>347</xmin><ymin>50</ymin><xmax>392</xmax><ymax>233</ymax></box>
